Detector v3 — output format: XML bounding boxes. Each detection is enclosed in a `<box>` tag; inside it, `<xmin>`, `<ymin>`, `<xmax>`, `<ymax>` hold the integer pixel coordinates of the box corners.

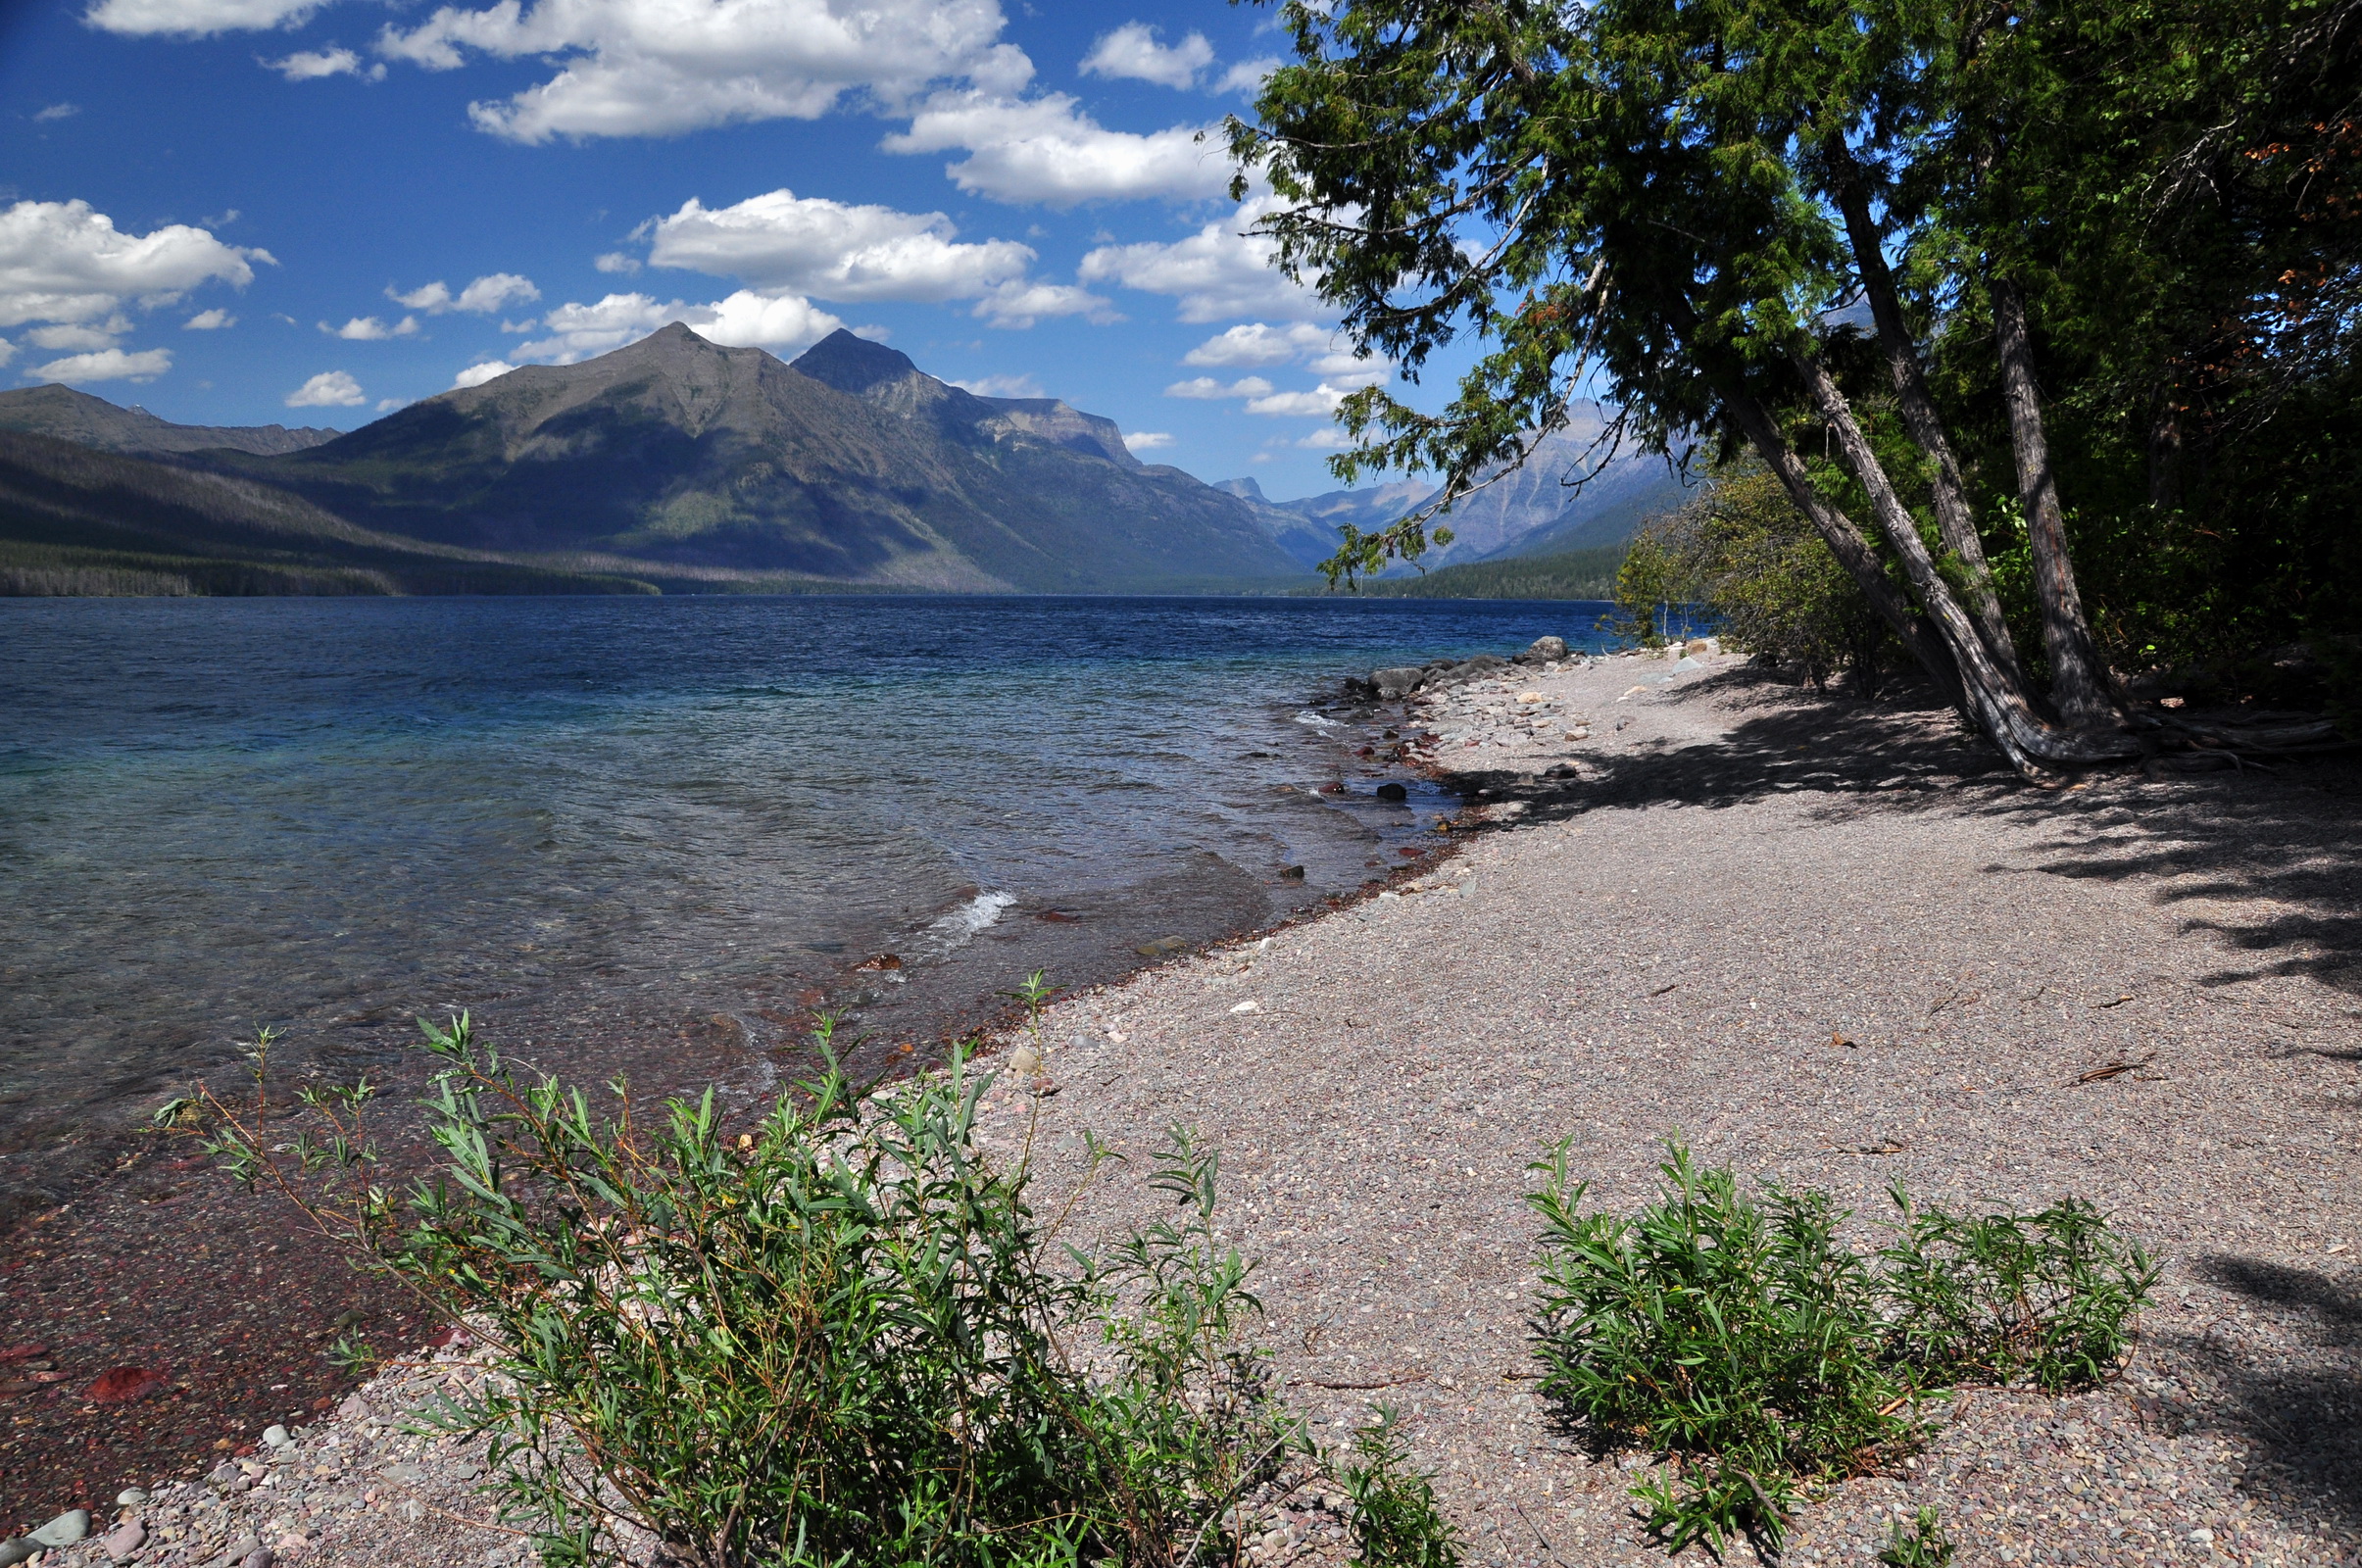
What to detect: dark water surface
<box><xmin>0</xmin><ymin>594</ymin><xmax>1612</xmax><ymax>1219</ymax></box>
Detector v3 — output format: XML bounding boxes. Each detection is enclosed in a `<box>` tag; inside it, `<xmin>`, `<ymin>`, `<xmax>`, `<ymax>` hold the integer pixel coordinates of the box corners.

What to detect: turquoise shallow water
<box><xmin>0</xmin><ymin>593</ymin><xmax>1615</xmax><ymax>1218</ymax></box>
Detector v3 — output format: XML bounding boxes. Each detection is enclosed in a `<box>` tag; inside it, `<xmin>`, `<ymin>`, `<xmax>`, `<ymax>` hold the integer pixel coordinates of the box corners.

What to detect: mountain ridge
<box><xmin>0</xmin><ymin>384</ymin><xmax>342</xmax><ymax>458</ymax></box>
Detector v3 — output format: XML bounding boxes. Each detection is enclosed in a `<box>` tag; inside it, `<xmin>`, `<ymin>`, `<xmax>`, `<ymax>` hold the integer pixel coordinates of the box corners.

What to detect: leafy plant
<box><xmin>1527</xmin><ymin>1142</ymin><xmax>1916</xmax><ymax>1556</ymax></box>
<box><xmin>1336</xmin><ymin>1406</ymin><xmax>1464</xmax><ymax>1568</ymax></box>
<box><xmin>192</xmin><ymin>1010</ymin><xmax>1461</xmax><ymax>1568</ymax></box>
<box><xmin>1878</xmin><ymin>1505</ymin><xmax>1957</xmax><ymax>1567</ymax></box>
<box><xmin>1527</xmin><ymin>1141</ymin><xmax>2154</xmax><ymax>1555</ymax></box>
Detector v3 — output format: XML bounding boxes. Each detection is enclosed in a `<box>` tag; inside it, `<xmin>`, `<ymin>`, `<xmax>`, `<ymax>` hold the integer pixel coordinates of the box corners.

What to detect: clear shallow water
<box><xmin>0</xmin><ymin>594</ymin><xmax>1614</xmax><ymax>1217</ymax></box>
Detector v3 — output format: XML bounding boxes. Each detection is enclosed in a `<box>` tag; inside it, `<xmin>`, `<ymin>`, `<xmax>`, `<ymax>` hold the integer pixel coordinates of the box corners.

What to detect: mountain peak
<box><xmin>790</xmin><ymin>330</ymin><xmax>922</xmax><ymax>396</ymax></box>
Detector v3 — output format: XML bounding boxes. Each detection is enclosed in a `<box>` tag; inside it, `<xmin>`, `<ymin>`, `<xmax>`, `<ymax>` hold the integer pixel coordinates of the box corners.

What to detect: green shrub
<box><xmin>196</xmin><ymin>1008</ymin><xmax>1461</xmax><ymax>1568</ymax></box>
<box><xmin>1878</xmin><ymin>1505</ymin><xmax>1957</xmax><ymax>1567</ymax></box>
<box><xmin>1527</xmin><ymin>1142</ymin><xmax>2155</xmax><ymax>1556</ymax></box>
<box><xmin>1336</xmin><ymin>1407</ymin><xmax>1463</xmax><ymax>1568</ymax></box>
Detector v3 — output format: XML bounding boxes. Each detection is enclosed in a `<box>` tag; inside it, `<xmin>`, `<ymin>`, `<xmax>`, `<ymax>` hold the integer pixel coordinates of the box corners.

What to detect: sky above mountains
<box><xmin>0</xmin><ymin>0</ymin><xmax>1463</xmax><ymax>497</ymax></box>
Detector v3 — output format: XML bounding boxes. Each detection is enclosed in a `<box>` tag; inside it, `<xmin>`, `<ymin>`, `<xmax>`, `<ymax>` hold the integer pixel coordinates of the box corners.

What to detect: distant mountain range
<box><xmin>0</xmin><ymin>328</ymin><xmax>1679</xmax><ymax>598</ymax></box>
<box><xmin>1217</xmin><ymin>406</ymin><xmax>1689</xmax><ymax>575</ymax></box>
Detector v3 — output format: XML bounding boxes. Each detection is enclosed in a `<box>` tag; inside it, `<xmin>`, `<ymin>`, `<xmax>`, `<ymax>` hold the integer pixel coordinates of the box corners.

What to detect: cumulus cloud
<box><xmin>1182</xmin><ymin>320</ymin><xmax>1330</xmax><ymax>368</ymax></box>
<box><xmin>34</xmin><ymin>103</ymin><xmax>80</xmax><ymax>122</ymax></box>
<box><xmin>884</xmin><ymin>92</ymin><xmax>1228</xmax><ymax>206</ymax></box>
<box><xmin>0</xmin><ymin>341</ymin><xmax>15</xmax><ymax>368</ymax></box>
<box><xmin>30</xmin><ymin>346</ymin><xmax>172</xmax><ymax>382</ymax></box>
<box><xmin>453</xmin><ymin>360</ymin><xmax>516</xmax><ymax>388</ymax></box>
<box><xmin>266</xmin><ymin>46</ymin><xmax>385</xmax><ymax>80</ymax></box>
<box><xmin>286</xmin><ymin>368</ymin><xmax>366</xmax><ymax>406</ymax></box>
<box><xmin>1122</xmin><ymin>429</ymin><xmax>1173</xmax><ymax>451</ymax></box>
<box><xmin>593</xmin><ymin>251</ymin><xmax>641</xmax><ymax>274</ymax></box>
<box><xmin>184</xmin><ymin>307</ymin><xmax>235</xmax><ymax>329</ymax></box>
<box><xmin>1163</xmin><ymin>374</ymin><xmax>1271</xmax><ymax>399</ymax></box>
<box><xmin>651</xmin><ymin>189</ymin><xmax>1031</xmax><ymax>303</ymax></box>
<box><xmin>1213</xmin><ymin>58</ymin><xmax>1279</xmax><ymax>96</ymax></box>
<box><xmin>512</xmin><ymin>290</ymin><xmax>845</xmax><ymax>364</ymax></box>
<box><xmin>1244</xmin><ymin>382</ymin><xmax>1351</xmax><ymax>416</ymax></box>
<box><xmin>375</xmin><ymin>0</ymin><xmax>1033</xmax><ymax>144</ymax></box>
<box><xmin>322</xmin><ymin>315</ymin><xmax>418</xmax><ymax>339</ymax></box>
<box><xmin>27</xmin><ymin>318</ymin><xmax>131</xmax><ymax>351</ymax></box>
<box><xmin>949</xmin><ymin>371</ymin><xmax>1042</xmax><ymax>398</ymax></box>
<box><xmin>0</xmin><ymin>198</ymin><xmax>259</xmax><ymax>329</ymax></box>
<box><xmin>974</xmin><ymin>279</ymin><xmax>1116</xmax><ymax>328</ymax></box>
<box><xmin>1079</xmin><ymin>199</ymin><xmax>1324</xmax><ymax>321</ymax></box>
<box><xmin>390</xmin><ymin>272</ymin><xmax>539</xmax><ymax>315</ymax></box>
<box><xmin>1080</xmin><ymin>24</ymin><xmax>1212</xmax><ymax>91</ymax></box>
<box><xmin>1296</xmin><ymin>427</ymin><xmax>1353</xmax><ymax>450</ymax></box>
<box><xmin>84</xmin><ymin>0</ymin><xmax>328</xmax><ymax>35</ymax></box>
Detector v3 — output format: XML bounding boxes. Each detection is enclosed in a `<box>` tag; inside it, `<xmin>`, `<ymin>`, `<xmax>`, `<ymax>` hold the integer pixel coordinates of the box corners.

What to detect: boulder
<box><xmin>1370</xmin><ymin>666</ymin><xmax>1426</xmax><ymax>698</ymax></box>
<box><xmin>30</xmin><ymin>1511</ymin><xmax>90</xmax><ymax>1548</ymax></box>
<box><xmin>1514</xmin><ymin>635</ymin><xmax>1569</xmax><ymax>664</ymax></box>
<box><xmin>1375</xmin><ymin>782</ymin><xmax>1409</xmax><ymax>801</ymax></box>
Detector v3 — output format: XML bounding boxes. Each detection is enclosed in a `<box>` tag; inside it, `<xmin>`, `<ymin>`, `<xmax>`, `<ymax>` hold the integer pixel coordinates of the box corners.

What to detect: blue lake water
<box><xmin>0</xmin><ymin>593</ymin><xmax>1616</xmax><ymax>1218</ymax></box>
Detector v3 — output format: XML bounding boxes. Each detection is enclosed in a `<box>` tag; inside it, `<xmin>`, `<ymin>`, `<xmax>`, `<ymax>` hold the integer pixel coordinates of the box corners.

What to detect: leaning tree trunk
<box><xmin>1827</xmin><ymin>149</ymin><xmax>2025</xmax><ymax>685</ymax></box>
<box><xmin>1991</xmin><ymin>278</ymin><xmax>2126</xmax><ymax>731</ymax></box>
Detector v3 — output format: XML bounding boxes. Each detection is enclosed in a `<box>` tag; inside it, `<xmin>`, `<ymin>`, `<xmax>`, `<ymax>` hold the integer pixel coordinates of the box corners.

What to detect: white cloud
<box><xmin>948</xmin><ymin>371</ymin><xmax>1042</xmax><ymax>398</ymax></box>
<box><xmin>1213</xmin><ymin>58</ymin><xmax>1279</xmax><ymax>96</ymax></box>
<box><xmin>453</xmin><ymin>360</ymin><xmax>516</xmax><ymax>388</ymax></box>
<box><xmin>390</xmin><ymin>272</ymin><xmax>539</xmax><ymax>315</ymax></box>
<box><xmin>593</xmin><ymin>251</ymin><xmax>641</xmax><ymax>274</ymax></box>
<box><xmin>375</xmin><ymin>396</ymin><xmax>411</xmax><ymax>411</ymax></box>
<box><xmin>884</xmin><ymin>92</ymin><xmax>1228</xmax><ymax>206</ymax></box>
<box><xmin>974</xmin><ymin>279</ymin><xmax>1116</xmax><ymax>328</ymax></box>
<box><xmin>651</xmin><ymin>189</ymin><xmax>1031</xmax><ymax>303</ymax></box>
<box><xmin>1164</xmin><ymin>374</ymin><xmax>1271</xmax><ymax>399</ymax></box>
<box><xmin>1079</xmin><ymin>198</ymin><xmax>1324</xmax><ymax>321</ymax></box>
<box><xmin>266</xmin><ymin>46</ymin><xmax>385</xmax><ymax>80</ymax></box>
<box><xmin>1080</xmin><ymin>24</ymin><xmax>1212</xmax><ymax>91</ymax></box>
<box><xmin>322</xmin><ymin>315</ymin><xmax>418</xmax><ymax>339</ymax></box>
<box><xmin>0</xmin><ymin>340</ymin><xmax>15</xmax><ymax>368</ymax></box>
<box><xmin>84</xmin><ymin>0</ymin><xmax>326</xmax><ymax>35</ymax></box>
<box><xmin>513</xmin><ymin>289</ymin><xmax>845</xmax><ymax>363</ymax></box>
<box><xmin>1296</xmin><ymin>428</ymin><xmax>1353</xmax><ymax>450</ymax></box>
<box><xmin>499</xmin><ymin>318</ymin><xmax>538</xmax><ymax>332</ymax></box>
<box><xmin>32</xmin><ymin>347</ymin><xmax>172</xmax><ymax>382</ymax></box>
<box><xmin>286</xmin><ymin>368</ymin><xmax>365</xmax><ymax>406</ymax></box>
<box><xmin>1122</xmin><ymin>429</ymin><xmax>1173</xmax><ymax>452</ymax></box>
<box><xmin>0</xmin><ymin>199</ymin><xmax>258</xmax><ymax>329</ymax></box>
<box><xmin>183</xmin><ymin>307</ymin><xmax>235</xmax><ymax>329</ymax></box>
<box><xmin>34</xmin><ymin>103</ymin><xmax>80</xmax><ymax>122</ymax></box>
<box><xmin>1182</xmin><ymin>320</ymin><xmax>1328</xmax><ymax>368</ymax></box>
<box><xmin>374</xmin><ymin>0</ymin><xmax>1034</xmax><ymax>144</ymax></box>
<box><xmin>27</xmin><ymin>317</ymin><xmax>130</xmax><ymax>351</ymax></box>
<box><xmin>1244</xmin><ymin>382</ymin><xmax>1351</xmax><ymax>416</ymax></box>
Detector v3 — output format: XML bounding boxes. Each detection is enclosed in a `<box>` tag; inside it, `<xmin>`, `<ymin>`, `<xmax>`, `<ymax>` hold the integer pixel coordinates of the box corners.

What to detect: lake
<box><xmin>0</xmin><ymin>593</ymin><xmax>1616</xmax><ymax>1222</ymax></box>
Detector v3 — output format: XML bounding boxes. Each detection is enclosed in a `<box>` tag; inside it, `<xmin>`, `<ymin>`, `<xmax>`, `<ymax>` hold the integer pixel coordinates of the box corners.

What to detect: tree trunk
<box><xmin>1826</xmin><ymin>149</ymin><xmax>2024</xmax><ymax>682</ymax></box>
<box><xmin>1991</xmin><ymin>278</ymin><xmax>2125</xmax><ymax>730</ymax></box>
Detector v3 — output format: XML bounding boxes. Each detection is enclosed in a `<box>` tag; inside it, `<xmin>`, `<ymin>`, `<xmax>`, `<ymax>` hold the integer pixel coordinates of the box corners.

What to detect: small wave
<box><xmin>924</xmin><ymin>889</ymin><xmax>1016</xmax><ymax>951</ymax></box>
<box><xmin>1293</xmin><ymin>710</ymin><xmax>1338</xmax><ymax>729</ymax></box>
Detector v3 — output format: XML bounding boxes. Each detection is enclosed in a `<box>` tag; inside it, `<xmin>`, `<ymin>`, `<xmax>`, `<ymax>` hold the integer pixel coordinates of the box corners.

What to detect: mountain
<box><xmin>0</xmin><ymin>384</ymin><xmax>341</xmax><ymax>458</ymax></box>
<box><xmin>235</xmin><ymin>326</ymin><xmax>1305</xmax><ymax>593</ymax></box>
<box><xmin>1218</xmin><ymin>405</ymin><xmax>1687</xmax><ymax>575</ymax></box>
<box><xmin>0</xmin><ymin>427</ymin><xmax>657</xmax><ymax>596</ymax></box>
<box><xmin>1215</xmin><ymin>475</ymin><xmax>1438</xmax><ymax>569</ymax></box>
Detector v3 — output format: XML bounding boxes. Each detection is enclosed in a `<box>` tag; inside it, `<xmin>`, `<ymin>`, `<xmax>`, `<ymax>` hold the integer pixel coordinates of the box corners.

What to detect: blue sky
<box><xmin>0</xmin><ymin>0</ymin><xmax>1466</xmax><ymax>497</ymax></box>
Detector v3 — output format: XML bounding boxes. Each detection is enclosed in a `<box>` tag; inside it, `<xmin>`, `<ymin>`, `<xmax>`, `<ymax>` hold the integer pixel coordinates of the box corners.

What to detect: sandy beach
<box><xmin>16</xmin><ymin>648</ymin><xmax>2360</xmax><ymax>1567</ymax></box>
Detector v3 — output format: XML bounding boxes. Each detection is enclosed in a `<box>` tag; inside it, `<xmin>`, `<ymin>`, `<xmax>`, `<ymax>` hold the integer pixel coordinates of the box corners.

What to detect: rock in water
<box><xmin>1371</xmin><ymin>666</ymin><xmax>1426</xmax><ymax>698</ymax></box>
<box><xmin>1519</xmin><ymin>635</ymin><xmax>1569</xmax><ymax>663</ymax></box>
<box><xmin>1375</xmin><ymin>782</ymin><xmax>1409</xmax><ymax>801</ymax></box>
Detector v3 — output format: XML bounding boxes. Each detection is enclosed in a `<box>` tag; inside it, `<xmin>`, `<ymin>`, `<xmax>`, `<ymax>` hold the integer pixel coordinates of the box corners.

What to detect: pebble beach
<box><xmin>10</xmin><ymin>647</ymin><xmax>2359</xmax><ymax>1567</ymax></box>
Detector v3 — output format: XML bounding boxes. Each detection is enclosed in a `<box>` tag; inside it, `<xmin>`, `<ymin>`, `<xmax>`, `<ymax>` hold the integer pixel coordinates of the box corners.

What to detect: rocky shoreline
<box><xmin>18</xmin><ymin>641</ymin><xmax>2355</xmax><ymax>1568</ymax></box>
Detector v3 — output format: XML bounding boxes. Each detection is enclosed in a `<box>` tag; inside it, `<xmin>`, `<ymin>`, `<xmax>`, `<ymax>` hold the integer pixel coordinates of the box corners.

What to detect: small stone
<box><xmin>1277</xmin><ymin>864</ymin><xmax>1305</xmax><ymax>880</ymax></box>
<box><xmin>1007</xmin><ymin>1044</ymin><xmax>1045</xmax><ymax>1078</ymax></box>
<box><xmin>1374</xmin><ymin>782</ymin><xmax>1408</xmax><ymax>801</ymax></box>
<box><xmin>87</xmin><ymin>1366</ymin><xmax>171</xmax><ymax>1404</ymax></box>
<box><xmin>0</xmin><ymin>1540</ymin><xmax>36</xmax><ymax>1567</ymax></box>
<box><xmin>116</xmin><ymin>1489</ymin><xmax>149</xmax><ymax>1508</ymax></box>
<box><xmin>104</xmin><ymin>1519</ymin><xmax>147</xmax><ymax>1560</ymax></box>
<box><xmin>241</xmin><ymin>1550</ymin><xmax>276</xmax><ymax>1568</ymax></box>
<box><xmin>334</xmin><ymin>1394</ymin><xmax>374</xmax><ymax>1422</ymax></box>
<box><xmin>262</xmin><ymin>1425</ymin><xmax>292</xmax><ymax>1448</ymax></box>
<box><xmin>226</xmin><ymin>1533</ymin><xmax>264</xmax><ymax>1559</ymax></box>
<box><xmin>1135</xmin><ymin>935</ymin><xmax>1190</xmax><ymax>958</ymax></box>
<box><xmin>31</xmin><ymin>1510</ymin><xmax>91</xmax><ymax>1547</ymax></box>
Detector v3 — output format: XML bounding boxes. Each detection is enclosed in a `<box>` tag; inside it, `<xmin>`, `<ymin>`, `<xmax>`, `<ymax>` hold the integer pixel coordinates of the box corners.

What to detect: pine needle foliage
<box><xmin>1527</xmin><ymin>1142</ymin><xmax>2155</xmax><ymax>1556</ymax></box>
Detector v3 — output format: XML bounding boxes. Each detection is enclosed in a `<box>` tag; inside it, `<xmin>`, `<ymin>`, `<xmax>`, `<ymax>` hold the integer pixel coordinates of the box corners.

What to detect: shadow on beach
<box><xmin>1464</xmin><ymin>666</ymin><xmax>2362</xmax><ymax>1003</ymax></box>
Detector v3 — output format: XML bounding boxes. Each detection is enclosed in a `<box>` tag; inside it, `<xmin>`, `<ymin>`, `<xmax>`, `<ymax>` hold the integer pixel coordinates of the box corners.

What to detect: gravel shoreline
<box><xmin>15</xmin><ymin>650</ymin><xmax>2358</xmax><ymax>1566</ymax></box>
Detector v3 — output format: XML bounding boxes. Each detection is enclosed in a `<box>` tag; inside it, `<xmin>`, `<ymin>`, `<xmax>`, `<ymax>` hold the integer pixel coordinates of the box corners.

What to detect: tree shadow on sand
<box><xmin>2157</xmin><ymin>1255</ymin><xmax>2362</xmax><ymax>1533</ymax></box>
<box><xmin>1465</xmin><ymin>666</ymin><xmax>2362</xmax><ymax>1002</ymax></box>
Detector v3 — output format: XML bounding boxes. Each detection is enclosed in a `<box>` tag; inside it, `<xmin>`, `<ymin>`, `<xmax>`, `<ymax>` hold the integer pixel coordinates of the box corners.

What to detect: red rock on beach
<box><xmin>86</xmin><ymin>1365</ymin><xmax>171</xmax><ymax>1403</ymax></box>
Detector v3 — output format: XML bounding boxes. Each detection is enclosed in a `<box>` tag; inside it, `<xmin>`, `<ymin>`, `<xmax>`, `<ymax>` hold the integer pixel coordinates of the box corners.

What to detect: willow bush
<box><xmin>196</xmin><ymin>1008</ymin><xmax>1456</xmax><ymax>1568</ymax></box>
